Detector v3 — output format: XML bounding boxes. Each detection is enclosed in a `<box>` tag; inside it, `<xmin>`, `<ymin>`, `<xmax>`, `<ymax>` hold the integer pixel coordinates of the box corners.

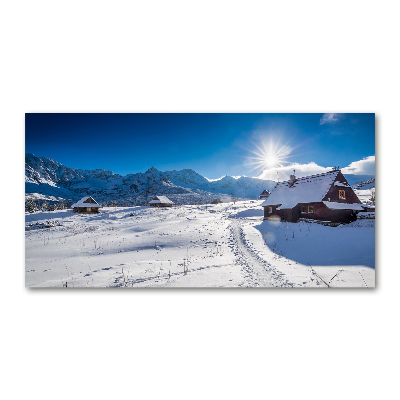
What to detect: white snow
<box><xmin>25</xmin><ymin>200</ymin><xmax>375</xmax><ymax>288</ymax></box>
<box><xmin>354</xmin><ymin>188</ymin><xmax>375</xmax><ymax>204</ymax></box>
<box><xmin>25</xmin><ymin>193</ymin><xmax>64</xmax><ymax>202</ymax></box>
<box><xmin>205</xmin><ymin>175</ymin><xmax>242</xmax><ymax>182</ymax></box>
<box><xmin>333</xmin><ymin>181</ymin><xmax>350</xmax><ymax>187</ymax></box>
<box><xmin>261</xmin><ymin>170</ymin><xmax>339</xmax><ymax>208</ymax></box>
<box><xmin>149</xmin><ymin>195</ymin><xmax>174</xmax><ymax>204</ymax></box>
<box><xmin>70</xmin><ymin>196</ymin><xmax>101</xmax><ymax>208</ymax></box>
<box><xmin>322</xmin><ymin>201</ymin><xmax>364</xmax><ymax>210</ymax></box>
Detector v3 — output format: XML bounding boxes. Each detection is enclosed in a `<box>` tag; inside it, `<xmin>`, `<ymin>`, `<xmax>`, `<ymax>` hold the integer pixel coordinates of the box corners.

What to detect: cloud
<box><xmin>257</xmin><ymin>162</ymin><xmax>332</xmax><ymax>181</ymax></box>
<box><xmin>341</xmin><ymin>156</ymin><xmax>375</xmax><ymax>175</ymax></box>
<box><xmin>256</xmin><ymin>156</ymin><xmax>375</xmax><ymax>181</ymax></box>
<box><xmin>320</xmin><ymin>113</ymin><xmax>343</xmax><ymax>125</ymax></box>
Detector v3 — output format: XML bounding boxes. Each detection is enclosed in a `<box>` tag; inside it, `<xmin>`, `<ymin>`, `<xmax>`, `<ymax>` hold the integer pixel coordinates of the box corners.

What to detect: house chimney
<box><xmin>289</xmin><ymin>171</ymin><xmax>296</xmax><ymax>187</ymax></box>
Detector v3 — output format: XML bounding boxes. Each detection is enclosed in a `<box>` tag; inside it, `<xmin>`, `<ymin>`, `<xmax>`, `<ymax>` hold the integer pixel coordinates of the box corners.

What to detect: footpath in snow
<box><xmin>25</xmin><ymin>201</ymin><xmax>375</xmax><ymax>288</ymax></box>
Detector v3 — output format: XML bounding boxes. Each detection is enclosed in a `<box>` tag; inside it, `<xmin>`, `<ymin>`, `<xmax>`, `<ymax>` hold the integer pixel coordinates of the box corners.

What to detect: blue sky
<box><xmin>25</xmin><ymin>113</ymin><xmax>375</xmax><ymax>179</ymax></box>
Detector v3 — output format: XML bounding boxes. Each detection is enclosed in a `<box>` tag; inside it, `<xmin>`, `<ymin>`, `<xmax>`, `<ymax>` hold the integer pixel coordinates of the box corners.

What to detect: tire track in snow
<box><xmin>229</xmin><ymin>219</ymin><xmax>294</xmax><ymax>287</ymax></box>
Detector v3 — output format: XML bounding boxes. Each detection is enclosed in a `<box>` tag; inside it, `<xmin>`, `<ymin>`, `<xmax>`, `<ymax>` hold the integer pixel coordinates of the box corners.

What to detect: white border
<box><xmin>2</xmin><ymin>2</ymin><xmax>397</xmax><ymax>399</ymax></box>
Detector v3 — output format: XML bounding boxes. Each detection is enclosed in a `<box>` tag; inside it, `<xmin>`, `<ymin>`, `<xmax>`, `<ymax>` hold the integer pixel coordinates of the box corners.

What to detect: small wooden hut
<box><xmin>149</xmin><ymin>195</ymin><xmax>174</xmax><ymax>207</ymax></box>
<box><xmin>71</xmin><ymin>196</ymin><xmax>101</xmax><ymax>213</ymax></box>
<box><xmin>259</xmin><ymin>190</ymin><xmax>270</xmax><ymax>199</ymax></box>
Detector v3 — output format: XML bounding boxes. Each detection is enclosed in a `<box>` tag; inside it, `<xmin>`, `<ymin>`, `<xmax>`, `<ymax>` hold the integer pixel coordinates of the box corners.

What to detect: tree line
<box><xmin>25</xmin><ymin>198</ymin><xmax>71</xmax><ymax>213</ymax></box>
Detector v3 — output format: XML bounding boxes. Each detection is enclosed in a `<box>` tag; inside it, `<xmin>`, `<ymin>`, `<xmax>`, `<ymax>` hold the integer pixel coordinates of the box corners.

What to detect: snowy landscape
<box><xmin>25</xmin><ymin>114</ymin><xmax>375</xmax><ymax>288</ymax></box>
<box><xmin>25</xmin><ymin>200</ymin><xmax>375</xmax><ymax>288</ymax></box>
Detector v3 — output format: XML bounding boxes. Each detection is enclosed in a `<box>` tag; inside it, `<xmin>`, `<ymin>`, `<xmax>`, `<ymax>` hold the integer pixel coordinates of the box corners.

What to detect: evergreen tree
<box><xmin>25</xmin><ymin>198</ymin><xmax>38</xmax><ymax>213</ymax></box>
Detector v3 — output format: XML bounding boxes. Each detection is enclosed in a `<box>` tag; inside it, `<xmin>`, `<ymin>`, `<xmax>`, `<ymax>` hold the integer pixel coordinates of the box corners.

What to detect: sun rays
<box><xmin>245</xmin><ymin>136</ymin><xmax>294</xmax><ymax>175</ymax></box>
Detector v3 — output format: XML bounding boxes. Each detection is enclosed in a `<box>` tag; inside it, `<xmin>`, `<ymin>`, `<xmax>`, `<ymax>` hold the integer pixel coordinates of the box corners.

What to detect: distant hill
<box><xmin>350</xmin><ymin>177</ymin><xmax>375</xmax><ymax>190</ymax></box>
<box><xmin>350</xmin><ymin>176</ymin><xmax>375</xmax><ymax>206</ymax></box>
<box><xmin>342</xmin><ymin>174</ymin><xmax>375</xmax><ymax>187</ymax></box>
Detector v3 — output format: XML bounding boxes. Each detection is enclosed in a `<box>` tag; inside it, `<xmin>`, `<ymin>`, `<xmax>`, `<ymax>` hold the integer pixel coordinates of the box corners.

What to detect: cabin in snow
<box><xmin>211</xmin><ymin>199</ymin><xmax>222</xmax><ymax>204</ymax></box>
<box><xmin>71</xmin><ymin>196</ymin><xmax>101</xmax><ymax>213</ymax></box>
<box><xmin>149</xmin><ymin>195</ymin><xmax>174</xmax><ymax>207</ymax></box>
<box><xmin>259</xmin><ymin>190</ymin><xmax>270</xmax><ymax>199</ymax></box>
<box><xmin>261</xmin><ymin>169</ymin><xmax>364</xmax><ymax>223</ymax></box>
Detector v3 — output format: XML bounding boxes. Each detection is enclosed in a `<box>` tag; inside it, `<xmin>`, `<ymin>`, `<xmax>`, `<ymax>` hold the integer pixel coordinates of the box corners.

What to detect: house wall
<box><xmin>74</xmin><ymin>207</ymin><xmax>99</xmax><ymax>213</ymax></box>
<box><xmin>298</xmin><ymin>202</ymin><xmax>330</xmax><ymax>221</ymax></box>
<box><xmin>323</xmin><ymin>185</ymin><xmax>360</xmax><ymax>203</ymax></box>
<box><xmin>83</xmin><ymin>197</ymin><xmax>97</xmax><ymax>204</ymax></box>
<box><xmin>263</xmin><ymin>202</ymin><xmax>356</xmax><ymax>223</ymax></box>
<box><xmin>283</xmin><ymin>208</ymin><xmax>297</xmax><ymax>222</ymax></box>
<box><xmin>323</xmin><ymin>172</ymin><xmax>361</xmax><ymax>204</ymax></box>
<box><xmin>263</xmin><ymin>205</ymin><xmax>282</xmax><ymax>220</ymax></box>
<box><xmin>264</xmin><ymin>203</ymin><xmax>324</xmax><ymax>222</ymax></box>
<box><xmin>283</xmin><ymin>204</ymin><xmax>326</xmax><ymax>222</ymax></box>
<box><xmin>330</xmin><ymin>209</ymin><xmax>357</xmax><ymax>223</ymax></box>
<box><xmin>296</xmin><ymin>202</ymin><xmax>357</xmax><ymax>223</ymax></box>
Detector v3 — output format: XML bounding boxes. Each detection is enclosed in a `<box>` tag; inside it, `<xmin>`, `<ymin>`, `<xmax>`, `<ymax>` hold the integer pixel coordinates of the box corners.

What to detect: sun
<box><xmin>246</xmin><ymin>136</ymin><xmax>293</xmax><ymax>173</ymax></box>
<box><xmin>264</xmin><ymin>153</ymin><xmax>279</xmax><ymax>169</ymax></box>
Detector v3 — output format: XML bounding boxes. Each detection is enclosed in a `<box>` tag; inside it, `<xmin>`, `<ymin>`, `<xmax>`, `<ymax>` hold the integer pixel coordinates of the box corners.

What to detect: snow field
<box><xmin>26</xmin><ymin>205</ymin><xmax>239</xmax><ymax>287</ymax></box>
<box><xmin>25</xmin><ymin>201</ymin><xmax>375</xmax><ymax>288</ymax></box>
<box><xmin>354</xmin><ymin>188</ymin><xmax>375</xmax><ymax>205</ymax></box>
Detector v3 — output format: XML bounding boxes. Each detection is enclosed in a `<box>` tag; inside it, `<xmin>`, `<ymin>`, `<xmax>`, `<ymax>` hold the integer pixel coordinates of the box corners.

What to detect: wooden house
<box><xmin>211</xmin><ymin>199</ymin><xmax>221</xmax><ymax>204</ymax></box>
<box><xmin>259</xmin><ymin>190</ymin><xmax>270</xmax><ymax>199</ymax></box>
<box><xmin>261</xmin><ymin>169</ymin><xmax>364</xmax><ymax>223</ymax></box>
<box><xmin>71</xmin><ymin>196</ymin><xmax>101</xmax><ymax>213</ymax></box>
<box><xmin>149</xmin><ymin>195</ymin><xmax>174</xmax><ymax>207</ymax></box>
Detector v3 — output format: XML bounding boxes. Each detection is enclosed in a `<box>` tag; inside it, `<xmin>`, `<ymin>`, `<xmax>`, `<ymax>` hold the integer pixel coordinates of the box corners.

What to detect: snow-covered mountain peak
<box><xmin>146</xmin><ymin>166</ymin><xmax>159</xmax><ymax>173</ymax></box>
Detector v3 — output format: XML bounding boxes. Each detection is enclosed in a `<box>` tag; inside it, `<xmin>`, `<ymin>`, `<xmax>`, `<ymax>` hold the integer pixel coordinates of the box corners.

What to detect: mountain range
<box><xmin>25</xmin><ymin>154</ymin><xmax>375</xmax><ymax>205</ymax></box>
<box><xmin>25</xmin><ymin>154</ymin><xmax>276</xmax><ymax>205</ymax></box>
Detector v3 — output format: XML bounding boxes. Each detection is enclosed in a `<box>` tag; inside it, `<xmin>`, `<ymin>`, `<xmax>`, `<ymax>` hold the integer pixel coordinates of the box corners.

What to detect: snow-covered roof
<box><xmin>261</xmin><ymin>170</ymin><xmax>340</xmax><ymax>209</ymax></box>
<box><xmin>361</xmin><ymin>204</ymin><xmax>375</xmax><ymax>210</ymax></box>
<box><xmin>322</xmin><ymin>201</ymin><xmax>364</xmax><ymax>211</ymax></box>
<box><xmin>333</xmin><ymin>181</ymin><xmax>350</xmax><ymax>187</ymax></box>
<box><xmin>71</xmin><ymin>196</ymin><xmax>101</xmax><ymax>208</ymax></box>
<box><xmin>149</xmin><ymin>195</ymin><xmax>174</xmax><ymax>204</ymax></box>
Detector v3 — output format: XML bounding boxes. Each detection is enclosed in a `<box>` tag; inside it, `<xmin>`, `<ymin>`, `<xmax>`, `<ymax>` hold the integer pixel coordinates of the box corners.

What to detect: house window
<box><xmin>339</xmin><ymin>190</ymin><xmax>346</xmax><ymax>200</ymax></box>
<box><xmin>268</xmin><ymin>206</ymin><xmax>272</xmax><ymax>213</ymax></box>
<box><xmin>301</xmin><ymin>205</ymin><xmax>313</xmax><ymax>213</ymax></box>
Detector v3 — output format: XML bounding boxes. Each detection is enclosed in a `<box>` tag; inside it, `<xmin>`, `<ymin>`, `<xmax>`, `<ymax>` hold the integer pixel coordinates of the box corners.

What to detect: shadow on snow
<box><xmin>254</xmin><ymin>220</ymin><xmax>375</xmax><ymax>269</ymax></box>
